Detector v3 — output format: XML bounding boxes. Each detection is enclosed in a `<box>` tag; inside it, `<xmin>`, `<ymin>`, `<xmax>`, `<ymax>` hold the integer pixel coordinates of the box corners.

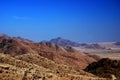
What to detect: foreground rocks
<box><xmin>85</xmin><ymin>58</ymin><xmax>120</xmax><ymax>80</ymax></box>
<box><xmin>0</xmin><ymin>53</ymin><xmax>107</xmax><ymax>80</ymax></box>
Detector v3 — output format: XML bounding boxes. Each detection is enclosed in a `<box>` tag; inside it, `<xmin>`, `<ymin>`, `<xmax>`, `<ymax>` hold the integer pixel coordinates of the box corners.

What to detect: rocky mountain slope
<box><xmin>85</xmin><ymin>58</ymin><xmax>120</xmax><ymax>80</ymax></box>
<box><xmin>0</xmin><ymin>53</ymin><xmax>107</xmax><ymax>80</ymax></box>
<box><xmin>0</xmin><ymin>33</ymin><xmax>114</xmax><ymax>80</ymax></box>
<box><xmin>0</xmin><ymin>35</ymin><xmax>97</xmax><ymax>69</ymax></box>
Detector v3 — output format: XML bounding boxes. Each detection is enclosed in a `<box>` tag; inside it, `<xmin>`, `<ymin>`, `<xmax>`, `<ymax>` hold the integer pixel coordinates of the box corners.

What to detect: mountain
<box><xmin>50</xmin><ymin>37</ymin><xmax>105</xmax><ymax>50</ymax></box>
<box><xmin>85</xmin><ymin>58</ymin><xmax>120</xmax><ymax>79</ymax></box>
<box><xmin>0</xmin><ymin>34</ymin><xmax>97</xmax><ymax>69</ymax></box>
<box><xmin>50</xmin><ymin>37</ymin><xmax>82</xmax><ymax>47</ymax></box>
<box><xmin>0</xmin><ymin>33</ymin><xmax>112</xmax><ymax>80</ymax></box>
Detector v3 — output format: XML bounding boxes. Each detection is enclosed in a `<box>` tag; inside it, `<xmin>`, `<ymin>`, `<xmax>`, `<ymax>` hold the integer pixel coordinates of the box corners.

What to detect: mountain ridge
<box><xmin>50</xmin><ymin>37</ymin><xmax>82</xmax><ymax>47</ymax></box>
<box><xmin>0</xmin><ymin>34</ymin><xmax>96</xmax><ymax>69</ymax></box>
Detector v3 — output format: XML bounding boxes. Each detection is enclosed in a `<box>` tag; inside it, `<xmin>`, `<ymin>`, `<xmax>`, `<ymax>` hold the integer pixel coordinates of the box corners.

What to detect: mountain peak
<box><xmin>50</xmin><ymin>37</ymin><xmax>81</xmax><ymax>47</ymax></box>
<box><xmin>52</xmin><ymin>37</ymin><xmax>65</xmax><ymax>41</ymax></box>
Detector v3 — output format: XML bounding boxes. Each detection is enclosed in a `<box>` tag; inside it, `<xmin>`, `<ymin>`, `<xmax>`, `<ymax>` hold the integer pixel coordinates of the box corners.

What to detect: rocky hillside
<box><xmin>0</xmin><ymin>53</ymin><xmax>107</xmax><ymax>80</ymax></box>
<box><xmin>0</xmin><ymin>34</ymin><xmax>97</xmax><ymax>69</ymax></box>
<box><xmin>0</xmin><ymin>34</ymin><xmax>112</xmax><ymax>80</ymax></box>
<box><xmin>85</xmin><ymin>58</ymin><xmax>120</xmax><ymax>80</ymax></box>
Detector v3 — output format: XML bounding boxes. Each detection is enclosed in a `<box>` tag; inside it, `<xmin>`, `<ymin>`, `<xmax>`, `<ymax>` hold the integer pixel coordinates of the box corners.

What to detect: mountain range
<box><xmin>0</xmin><ymin>34</ymin><xmax>97</xmax><ymax>69</ymax></box>
<box><xmin>0</xmin><ymin>33</ymin><xmax>119</xmax><ymax>80</ymax></box>
<box><xmin>49</xmin><ymin>37</ymin><xmax>106</xmax><ymax>49</ymax></box>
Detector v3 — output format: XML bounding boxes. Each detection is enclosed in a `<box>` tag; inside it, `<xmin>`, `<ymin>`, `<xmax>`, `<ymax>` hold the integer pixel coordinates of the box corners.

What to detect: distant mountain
<box><xmin>85</xmin><ymin>58</ymin><xmax>120</xmax><ymax>79</ymax></box>
<box><xmin>50</xmin><ymin>37</ymin><xmax>82</xmax><ymax>47</ymax></box>
<box><xmin>50</xmin><ymin>37</ymin><xmax>106</xmax><ymax>50</ymax></box>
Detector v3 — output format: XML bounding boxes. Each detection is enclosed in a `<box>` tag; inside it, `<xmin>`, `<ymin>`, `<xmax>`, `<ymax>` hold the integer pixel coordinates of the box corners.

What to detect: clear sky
<box><xmin>0</xmin><ymin>0</ymin><xmax>120</xmax><ymax>42</ymax></box>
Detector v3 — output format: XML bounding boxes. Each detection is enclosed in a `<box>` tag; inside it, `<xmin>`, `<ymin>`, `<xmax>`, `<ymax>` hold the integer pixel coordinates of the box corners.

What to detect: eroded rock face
<box><xmin>85</xmin><ymin>58</ymin><xmax>120</xmax><ymax>79</ymax></box>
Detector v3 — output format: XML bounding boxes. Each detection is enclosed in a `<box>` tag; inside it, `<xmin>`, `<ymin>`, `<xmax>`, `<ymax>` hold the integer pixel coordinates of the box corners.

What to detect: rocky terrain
<box><xmin>85</xmin><ymin>58</ymin><xmax>120</xmax><ymax>80</ymax></box>
<box><xmin>0</xmin><ymin>34</ymin><xmax>109</xmax><ymax>80</ymax></box>
<box><xmin>0</xmin><ymin>35</ymin><xmax>97</xmax><ymax>69</ymax></box>
<box><xmin>0</xmin><ymin>34</ymin><xmax>119</xmax><ymax>80</ymax></box>
<box><xmin>0</xmin><ymin>53</ymin><xmax>108</xmax><ymax>80</ymax></box>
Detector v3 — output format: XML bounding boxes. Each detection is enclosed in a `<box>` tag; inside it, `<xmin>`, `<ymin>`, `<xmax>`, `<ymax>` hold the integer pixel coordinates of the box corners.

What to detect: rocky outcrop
<box><xmin>85</xmin><ymin>58</ymin><xmax>120</xmax><ymax>79</ymax></box>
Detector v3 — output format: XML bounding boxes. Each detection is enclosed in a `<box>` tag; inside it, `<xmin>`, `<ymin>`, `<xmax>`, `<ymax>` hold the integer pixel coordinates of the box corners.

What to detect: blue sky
<box><xmin>0</xmin><ymin>0</ymin><xmax>120</xmax><ymax>42</ymax></box>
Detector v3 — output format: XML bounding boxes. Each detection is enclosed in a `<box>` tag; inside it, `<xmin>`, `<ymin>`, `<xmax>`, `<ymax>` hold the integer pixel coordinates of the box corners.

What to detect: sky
<box><xmin>0</xmin><ymin>0</ymin><xmax>120</xmax><ymax>42</ymax></box>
